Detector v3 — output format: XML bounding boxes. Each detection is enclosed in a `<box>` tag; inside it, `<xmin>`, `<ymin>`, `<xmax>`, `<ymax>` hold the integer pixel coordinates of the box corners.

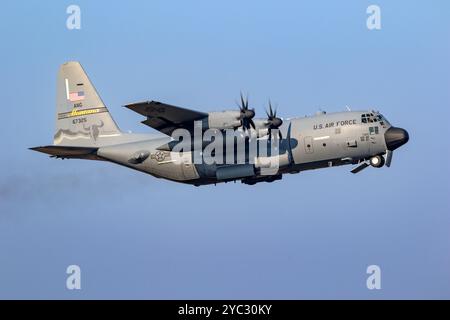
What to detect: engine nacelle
<box><xmin>206</xmin><ymin>111</ymin><xmax>241</xmax><ymax>130</ymax></box>
<box><xmin>252</xmin><ymin>118</ymin><xmax>269</xmax><ymax>138</ymax></box>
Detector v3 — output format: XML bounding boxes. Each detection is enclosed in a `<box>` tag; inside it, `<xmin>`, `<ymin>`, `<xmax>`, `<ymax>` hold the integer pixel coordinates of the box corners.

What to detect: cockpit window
<box><xmin>376</xmin><ymin>115</ymin><xmax>383</xmax><ymax>125</ymax></box>
<box><xmin>361</xmin><ymin>113</ymin><xmax>377</xmax><ymax>124</ymax></box>
<box><xmin>362</xmin><ymin>112</ymin><xmax>390</xmax><ymax>126</ymax></box>
<box><xmin>377</xmin><ymin>113</ymin><xmax>390</xmax><ymax>127</ymax></box>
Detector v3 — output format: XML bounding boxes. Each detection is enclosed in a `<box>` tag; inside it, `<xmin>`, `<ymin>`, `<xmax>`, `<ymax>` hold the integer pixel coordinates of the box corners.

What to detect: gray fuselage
<box><xmin>95</xmin><ymin>110</ymin><xmax>408</xmax><ymax>186</ymax></box>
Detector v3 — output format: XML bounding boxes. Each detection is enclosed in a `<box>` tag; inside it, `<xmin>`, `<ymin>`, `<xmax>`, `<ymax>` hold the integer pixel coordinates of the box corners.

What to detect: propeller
<box><xmin>237</xmin><ymin>92</ymin><xmax>256</xmax><ymax>131</ymax></box>
<box><xmin>266</xmin><ymin>101</ymin><xmax>283</xmax><ymax>140</ymax></box>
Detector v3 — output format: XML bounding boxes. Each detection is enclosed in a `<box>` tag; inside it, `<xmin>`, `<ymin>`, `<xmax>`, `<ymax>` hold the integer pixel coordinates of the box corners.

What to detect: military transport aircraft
<box><xmin>31</xmin><ymin>62</ymin><xmax>409</xmax><ymax>186</ymax></box>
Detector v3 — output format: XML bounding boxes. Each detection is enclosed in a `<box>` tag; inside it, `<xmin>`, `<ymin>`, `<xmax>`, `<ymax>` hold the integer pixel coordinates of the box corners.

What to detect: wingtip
<box><xmin>123</xmin><ymin>100</ymin><xmax>153</xmax><ymax>108</ymax></box>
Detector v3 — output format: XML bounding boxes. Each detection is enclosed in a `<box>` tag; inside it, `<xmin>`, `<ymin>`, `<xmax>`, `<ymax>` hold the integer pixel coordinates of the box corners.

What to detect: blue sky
<box><xmin>0</xmin><ymin>0</ymin><xmax>449</xmax><ymax>299</ymax></box>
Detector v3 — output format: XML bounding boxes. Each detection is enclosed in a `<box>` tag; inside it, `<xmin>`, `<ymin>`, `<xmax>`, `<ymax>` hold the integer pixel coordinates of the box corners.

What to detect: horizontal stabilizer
<box><xmin>29</xmin><ymin>145</ymin><xmax>102</xmax><ymax>160</ymax></box>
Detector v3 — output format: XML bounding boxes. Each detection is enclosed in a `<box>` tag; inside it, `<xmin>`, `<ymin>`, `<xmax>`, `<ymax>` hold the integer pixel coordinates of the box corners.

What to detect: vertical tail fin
<box><xmin>54</xmin><ymin>61</ymin><xmax>121</xmax><ymax>146</ymax></box>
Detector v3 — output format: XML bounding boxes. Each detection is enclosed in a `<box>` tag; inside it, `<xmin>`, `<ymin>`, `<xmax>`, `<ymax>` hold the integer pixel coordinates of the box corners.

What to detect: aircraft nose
<box><xmin>384</xmin><ymin>127</ymin><xmax>409</xmax><ymax>151</ymax></box>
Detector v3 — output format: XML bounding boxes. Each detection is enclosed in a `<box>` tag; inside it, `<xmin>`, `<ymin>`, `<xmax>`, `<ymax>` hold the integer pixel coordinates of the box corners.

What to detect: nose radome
<box><xmin>385</xmin><ymin>127</ymin><xmax>409</xmax><ymax>151</ymax></box>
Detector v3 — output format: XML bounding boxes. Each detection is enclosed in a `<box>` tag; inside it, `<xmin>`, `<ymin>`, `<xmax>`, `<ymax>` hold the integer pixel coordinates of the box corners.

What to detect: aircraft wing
<box><xmin>124</xmin><ymin>100</ymin><xmax>208</xmax><ymax>135</ymax></box>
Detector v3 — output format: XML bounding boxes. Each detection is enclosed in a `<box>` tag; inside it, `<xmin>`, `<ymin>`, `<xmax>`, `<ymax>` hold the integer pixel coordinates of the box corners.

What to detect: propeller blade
<box><xmin>249</xmin><ymin>119</ymin><xmax>256</xmax><ymax>129</ymax></box>
<box><xmin>268</xmin><ymin>129</ymin><xmax>282</xmax><ymax>141</ymax></box>
<box><xmin>286</xmin><ymin>123</ymin><xmax>293</xmax><ymax>164</ymax></box>
<box><xmin>385</xmin><ymin>150</ymin><xmax>393</xmax><ymax>167</ymax></box>
<box><xmin>351</xmin><ymin>162</ymin><xmax>369</xmax><ymax>174</ymax></box>
<box><xmin>240</xmin><ymin>92</ymin><xmax>246</xmax><ymax>111</ymax></box>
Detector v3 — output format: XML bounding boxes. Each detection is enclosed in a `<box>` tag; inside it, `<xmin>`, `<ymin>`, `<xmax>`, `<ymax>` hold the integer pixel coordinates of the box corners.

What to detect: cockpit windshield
<box><xmin>378</xmin><ymin>114</ymin><xmax>390</xmax><ymax>126</ymax></box>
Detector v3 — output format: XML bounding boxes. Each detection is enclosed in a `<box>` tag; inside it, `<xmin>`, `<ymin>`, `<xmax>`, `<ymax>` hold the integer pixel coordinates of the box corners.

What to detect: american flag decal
<box><xmin>69</xmin><ymin>91</ymin><xmax>85</xmax><ymax>102</ymax></box>
<box><xmin>65</xmin><ymin>78</ymin><xmax>86</xmax><ymax>102</ymax></box>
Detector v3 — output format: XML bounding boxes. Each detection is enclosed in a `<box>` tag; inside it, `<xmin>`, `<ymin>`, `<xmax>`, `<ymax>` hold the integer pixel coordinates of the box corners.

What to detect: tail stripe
<box><xmin>57</xmin><ymin>107</ymin><xmax>108</xmax><ymax>120</ymax></box>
